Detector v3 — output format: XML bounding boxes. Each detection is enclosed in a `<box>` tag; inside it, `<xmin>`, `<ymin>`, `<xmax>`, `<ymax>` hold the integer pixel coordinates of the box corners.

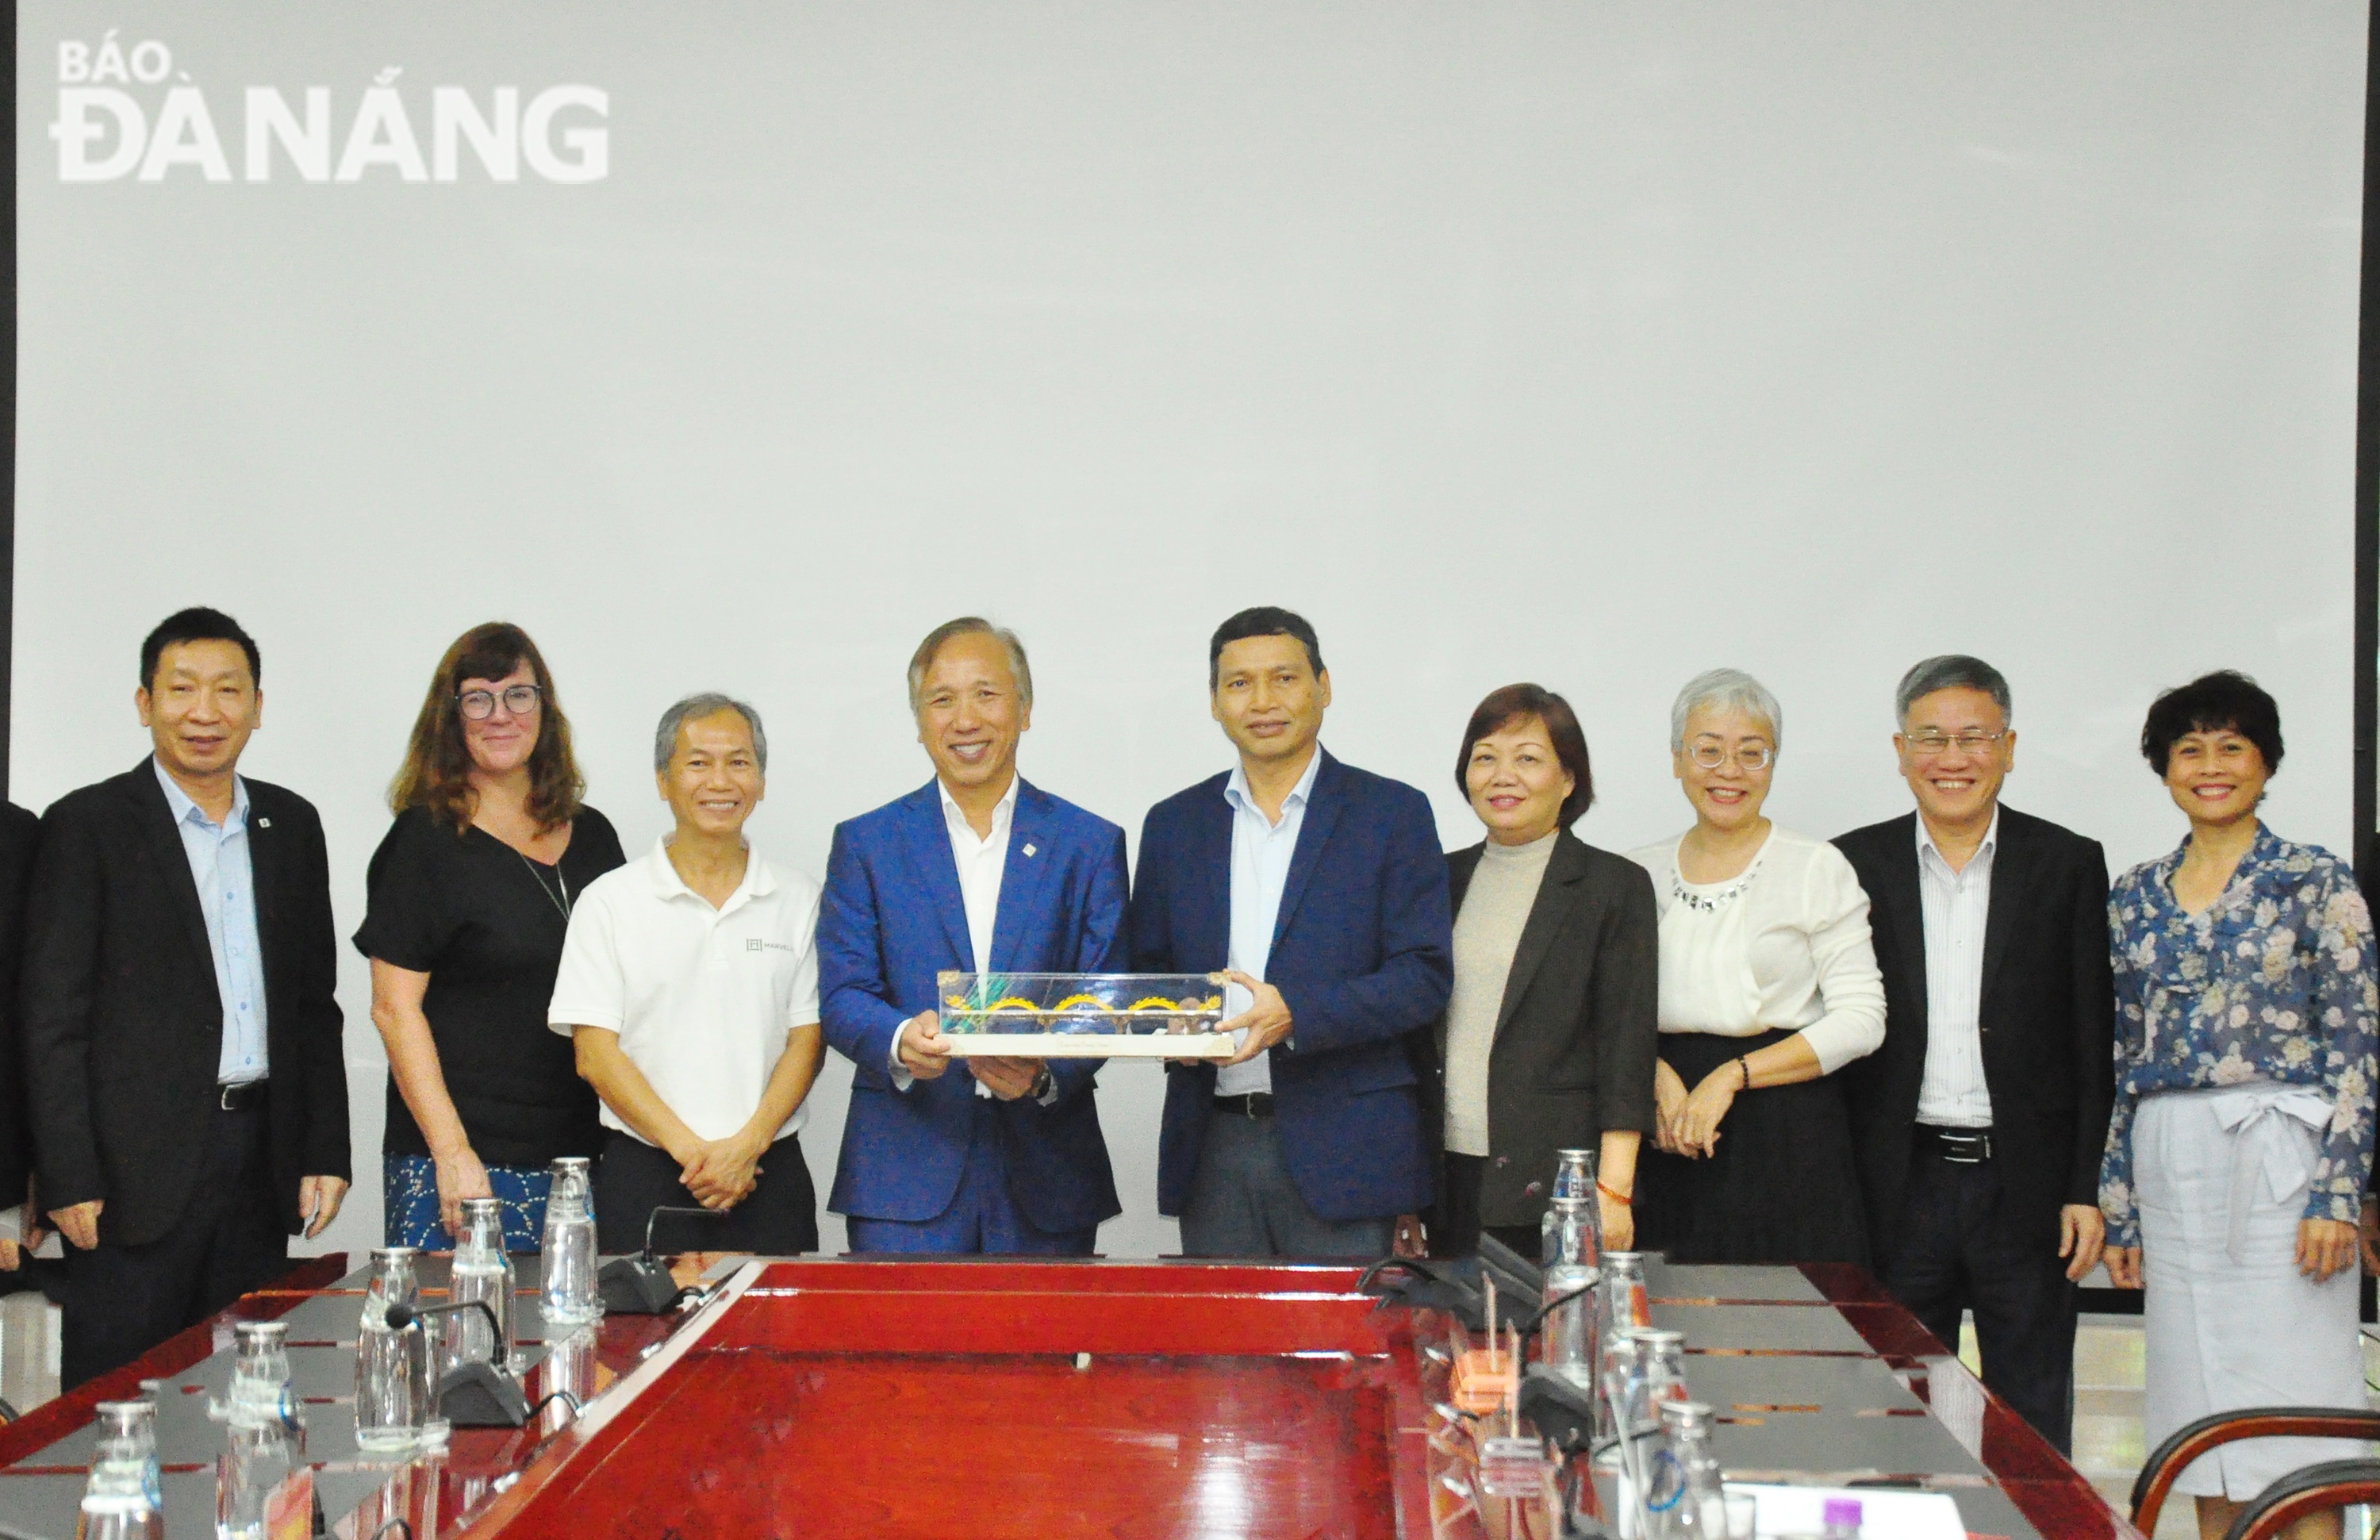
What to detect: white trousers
<box><xmin>2136</xmin><ymin>1084</ymin><xmax>2368</xmax><ymax>1500</ymax></box>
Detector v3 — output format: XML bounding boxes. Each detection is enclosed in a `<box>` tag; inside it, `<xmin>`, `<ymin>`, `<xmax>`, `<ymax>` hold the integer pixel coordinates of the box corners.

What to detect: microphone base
<box><xmin>597</xmin><ymin>1254</ymin><xmax>683</xmax><ymax>1315</ymax></box>
<box><xmin>436</xmin><ymin>1361</ymin><xmax>531</xmax><ymax>1428</ymax></box>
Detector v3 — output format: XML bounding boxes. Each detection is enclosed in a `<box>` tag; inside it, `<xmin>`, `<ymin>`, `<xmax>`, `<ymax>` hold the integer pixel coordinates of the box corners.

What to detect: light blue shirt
<box><xmin>1215</xmin><ymin>747</ymin><xmax>1322</xmax><ymax>1096</ymax></box>
<box><xmin>153</xmin><ymin>758</ymin><xmax>268</xmax><ymax>1085</ymax></box>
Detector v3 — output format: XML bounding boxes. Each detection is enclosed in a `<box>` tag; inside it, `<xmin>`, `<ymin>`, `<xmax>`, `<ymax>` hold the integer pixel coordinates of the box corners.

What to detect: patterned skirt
<box><xmin>382</xmin><ymin>1153</ymin><xmax>562</xmax><ymax>1251</ymax></box>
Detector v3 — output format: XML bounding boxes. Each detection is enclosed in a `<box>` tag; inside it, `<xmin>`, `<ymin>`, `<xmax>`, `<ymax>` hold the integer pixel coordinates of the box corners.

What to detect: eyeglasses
<box><xmin>458</xmin><ymin>685</ymin><xmax>543</xmax><ymax>720</ymax></box>
<box><xmin>1904</xmin><ymin>731</ymin><xmax>2006</xmax><ymax>758</ymax></box>
<box><xmin>1687</xmin><ymin>743</ymin><xmax>1774</xmax><ymax>772</ymax></box>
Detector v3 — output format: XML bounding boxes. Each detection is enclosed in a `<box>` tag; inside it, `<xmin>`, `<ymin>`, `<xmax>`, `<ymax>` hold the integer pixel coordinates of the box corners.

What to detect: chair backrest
<box><xmin>2223</xmin><ymin>1458</ymin><xmax>2380</xmax><ymax>1540</ymax></box>
<box><xmin>2130</xmin><ymin>1407</ymin><xmax>2380</xmax><ymax>1537</ymax></box>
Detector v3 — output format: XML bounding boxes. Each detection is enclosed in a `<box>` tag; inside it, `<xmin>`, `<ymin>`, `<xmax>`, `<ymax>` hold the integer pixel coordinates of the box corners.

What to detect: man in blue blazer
<box><xmin>818</xmin><ymin>618</ymin><xmax>1126</xmax><ymax>1252</ymax></box>
<box><xmin>1131</xmin><ymin>607</ymin><xmax>1453</xmax><ymax>1256</ymax></box>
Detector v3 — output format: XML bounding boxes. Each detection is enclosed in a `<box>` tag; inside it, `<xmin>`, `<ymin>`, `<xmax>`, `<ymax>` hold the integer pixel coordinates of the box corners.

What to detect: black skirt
<box><xmin>1634</xmin><ymin>1028</ymin><xmax>1868</xmax><ymax>1267</ymax></box>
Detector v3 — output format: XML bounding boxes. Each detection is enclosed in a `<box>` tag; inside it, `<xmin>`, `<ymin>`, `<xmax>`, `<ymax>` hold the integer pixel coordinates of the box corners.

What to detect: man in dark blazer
<box><xmin>0</xmin><ymin>801</ymin><xmax>44</xmax><ymax>1273</ymax></box>
<box><xmin>1131</xmin><ymin>607</ymin><xmax>1453</xmax><ymax>1256</ymax></box>
<box><xmin>817</xmin><ymin>618</ymin><xmax>1124</xmax><ymax>1252</ymax></box>
<box><xmin>24</xmin><ymin>608</ymin><xmax>350</xmax><ymax>1387</ymax></box>
<box><xmin>1835</xmin><ymin>655</ymin><xmax>2112</xmax><ymax>1454</ymax></box>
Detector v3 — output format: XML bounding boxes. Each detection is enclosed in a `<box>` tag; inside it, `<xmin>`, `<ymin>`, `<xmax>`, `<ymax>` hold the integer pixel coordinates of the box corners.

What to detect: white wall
<box><xmin>12</xmin><ymin>2</ymin><xmax>2368</xmax><ymax>1260</ymax></box>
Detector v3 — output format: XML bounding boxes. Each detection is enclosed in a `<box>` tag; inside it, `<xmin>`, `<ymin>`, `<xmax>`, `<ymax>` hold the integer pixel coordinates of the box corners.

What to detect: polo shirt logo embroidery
<box><xmin>747</xmin><ymin>938</ymin><xmax>764</xmax><ymax>952</ymax></box>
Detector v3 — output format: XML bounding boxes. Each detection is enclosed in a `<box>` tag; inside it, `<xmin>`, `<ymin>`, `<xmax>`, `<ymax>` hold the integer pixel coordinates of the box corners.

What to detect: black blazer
<box><xmin>22</xmin><ymin>761</ymin><xmax>349</xmax><ymax>1248</ymax></box>
<box><xmin>1833</xmin><ymin>806</ymin><xmax>2113</xmax><ymax>1261</ymax></box>
<box><xmin>0</xmin><ymin>802</ymin><xmax>41</xmax><ymax>1208</ymax></box>
<box><xmin>1418</xmin><ymin>831</ymin><xmax>1661</xmax><ymax>1229</ymax></box>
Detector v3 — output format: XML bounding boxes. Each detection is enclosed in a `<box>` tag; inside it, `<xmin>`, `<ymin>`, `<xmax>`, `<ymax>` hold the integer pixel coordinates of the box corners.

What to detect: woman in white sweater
<box><xmin>1628</xmin><ymin>668</ymin><xmax>1887</xmax><ymax>1264</ymax></box>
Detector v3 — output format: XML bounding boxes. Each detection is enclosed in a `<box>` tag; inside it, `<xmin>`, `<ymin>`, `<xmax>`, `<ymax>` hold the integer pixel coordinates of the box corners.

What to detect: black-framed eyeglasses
<box><xmin>1904</xmin><ymin>731</ymin><xmax>2006</xmax><ymax>758</ymax></box>
<box><xmin>458</xmin><ymin>685</ymin><xmax>543</xmax><ymax>720</ymax></box>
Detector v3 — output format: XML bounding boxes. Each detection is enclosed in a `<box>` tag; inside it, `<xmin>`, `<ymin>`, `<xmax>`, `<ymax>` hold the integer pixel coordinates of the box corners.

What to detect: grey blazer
<box><xmin>1417</xmin><ymin>830</ymin><xmax>1661</xmax><ymax>1229</ymax></box>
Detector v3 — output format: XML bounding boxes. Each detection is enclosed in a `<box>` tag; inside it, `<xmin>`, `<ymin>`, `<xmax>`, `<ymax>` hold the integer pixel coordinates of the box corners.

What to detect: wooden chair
<box><xmin>2222</xmin><ymin>1458</ymin><xmax>2380</xmax><ymax>1540</ymax></box>
<box><xmin>2129</xmin><ymin>1408</ymin><xmax>2380</xmax><ymax>1536</ymax></box>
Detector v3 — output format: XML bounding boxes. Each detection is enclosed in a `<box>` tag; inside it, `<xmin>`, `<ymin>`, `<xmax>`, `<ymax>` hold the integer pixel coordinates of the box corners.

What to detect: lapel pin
<box><xmin>1023</xmin><ymin>843</ymin><xmax>1037</xmax><ymax>858</ymax></box>
<box><xmin>256</xmin><ymin>816</ymin><xmax>271</xmax><ymax>829</ymax></box>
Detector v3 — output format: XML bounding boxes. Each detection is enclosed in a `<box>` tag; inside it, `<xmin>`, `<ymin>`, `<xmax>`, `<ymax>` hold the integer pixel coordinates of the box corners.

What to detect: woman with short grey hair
<box><xmin>1627</xmin><ymin>668</ymin><xmax>1887</xmax><ymax>1263</ymax></box>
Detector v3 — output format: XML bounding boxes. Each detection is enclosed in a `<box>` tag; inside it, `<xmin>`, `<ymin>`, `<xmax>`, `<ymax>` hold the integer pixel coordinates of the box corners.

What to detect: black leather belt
<box><xmin>217</xmin><ymin>1080</ymin><xmax>267</xmax><ymax>1113</ymax></box>
<box><xmin>1915</xmin><ymin>1124</ymin><xmax>1991</xmax><ymax>1164</ymax></box>
<box><xmin>1212</xmin><ymin>1093</ymin><xmax>1275</xmax><ymax>1120</ymax></box>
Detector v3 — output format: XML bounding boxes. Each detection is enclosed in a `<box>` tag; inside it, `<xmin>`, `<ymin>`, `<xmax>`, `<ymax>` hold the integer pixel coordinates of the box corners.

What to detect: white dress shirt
<box><xmin>942</xmin><ymin>774</ymin><xmax>1018</xmax><ymax>974</ymax></box>
<box><xmin>892</xmin><ymin>775</ymin><xmax>1054</xmax><ymax>1103</ymax></box>
<box><xmin>1627</xmin><ymin>825</ymin><xmax>1887</xmax><ymax>1073</ymax></box>
<box><xmin>1914</xmin><ymin>808</ymin><xmax>1998</xmax><ymax>1128</ymax></box>
<box><xmin>154</xmin><ymin>759</ymin><xmax>268</xmax><ymax>1084</ymax></box>
<box><xmin>547</xmin><ymin>838</ymin><xmax>823</xmax><ymax>1143</ymax></box>
<box><xmin>1216</xmin><ymin>748</ymin><xmax>1322</xmax><ymax>1096</ymax></box>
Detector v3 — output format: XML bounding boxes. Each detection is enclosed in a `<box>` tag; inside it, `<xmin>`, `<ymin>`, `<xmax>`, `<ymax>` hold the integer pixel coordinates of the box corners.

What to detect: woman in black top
<box><xmin>355</xmin><ymin>623</ymin><xmax>624</xmax><ymax>1250</ymax></box>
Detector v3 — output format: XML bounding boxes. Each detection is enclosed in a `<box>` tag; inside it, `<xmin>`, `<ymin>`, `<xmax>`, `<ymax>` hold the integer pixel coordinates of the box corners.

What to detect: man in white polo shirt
<box><xmin>549</xmin><ymin>693</ymin><xmax>825</xmax><ymax>1255</ymax></box>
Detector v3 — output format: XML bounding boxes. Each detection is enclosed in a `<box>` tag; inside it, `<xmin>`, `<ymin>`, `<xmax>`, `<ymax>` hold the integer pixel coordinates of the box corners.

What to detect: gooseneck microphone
<box><xmin>598</xmin><ymin>1204</ymin><xmax>729</xmax><ymax>1315</ymax></box>
<box><xmin>384</xmin><ymin>1298</ymin><xmax>508</xmax><ymax>1369</ymax></box>
<box><xmin>382</xmin><ymin>1298</ymin><xmax>528</xmax><ymax>1427</ymax></box>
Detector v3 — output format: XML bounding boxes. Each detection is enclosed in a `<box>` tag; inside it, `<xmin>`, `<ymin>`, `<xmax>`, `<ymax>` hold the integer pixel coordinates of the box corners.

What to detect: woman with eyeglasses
<box><xmin>1627</xmin><ymin>668</ymin><xmax>1886</xmax><ymax>1263</ymax></box>
<box><xmin>354</xmin><ymin>623</ymin><xmax>626</xmax><ymax>1250</ymax></box>
<box><xmin>2099</xmin><ymin>672</ymin><xmax>2375</xmax><ymax>1540</ymax></box>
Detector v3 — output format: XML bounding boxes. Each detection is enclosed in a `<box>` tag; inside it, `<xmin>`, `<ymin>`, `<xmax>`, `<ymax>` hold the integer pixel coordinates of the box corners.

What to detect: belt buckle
<box><xmin>1940</xmin><ymin>1130</ymin><xmax>1990</xmax><ymax>1164</ymax></box>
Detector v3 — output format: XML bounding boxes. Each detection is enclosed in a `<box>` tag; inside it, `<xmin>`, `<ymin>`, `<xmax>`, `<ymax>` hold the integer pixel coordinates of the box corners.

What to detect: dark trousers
<box><xmin>594</xmin><ymin>1131</ymin><xmax>817</xmax><ymax>1256</ymax></box>
<box><xmin>1428</xmin><ymin>1152</ymin><xmax>1541</xmax><ymax>1260</ymax></box>
<box><xmin>1881</xmin><ymin>1140</ymin><xmax>2077</xmax><ymax>1454</ymax></box>
<box><xmin>63</xmin><ymin>1104</ymin><xmax>286</xmax><ymax>1389</ymax></box>
<box><xmin>1180</xmin><ymin>1107</ymin><xmax>1396</xmax><ymax>1258</ymax></box>
<box><xmin>845</xmin><ymin>1100</ymin><xmax>1096</xmax><ymax>1256</ymax></box>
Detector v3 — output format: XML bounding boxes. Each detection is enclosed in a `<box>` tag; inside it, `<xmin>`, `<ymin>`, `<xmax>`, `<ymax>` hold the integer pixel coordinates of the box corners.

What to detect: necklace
<box><xmin>520</xmin><ymin>850</ymin><xmax>572</xmax><ymax>921</ymax></box>
<box><xmin>1672</xmin><ymin>862</ymin><xmax>1760</xmax><ymax>914</ymax></box>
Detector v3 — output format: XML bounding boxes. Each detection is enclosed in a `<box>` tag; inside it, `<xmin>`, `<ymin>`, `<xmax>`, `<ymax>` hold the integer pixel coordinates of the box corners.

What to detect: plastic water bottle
<box><xmin>1543</xmin><ymin>1152</ymin><xmax>1602</xmax><ymax>1263</ymax></box>
<box><xmin>1542</xmin><ymin>1193</ymin><xmax>1600</xmax><ymax>1271</ymax></box>
<box><xmin>1541</xmin><ymin>1260</ymin><xmax>1599</xmax><ymax>1384</ymax></box>
<box><xmin>1650</xmin><ymin>1400</ymin><xmax>1727</xmax><ymax>1538</ymax></box>
<box><xmin>76</xmin><ymin>1400</ymin><xmax>163</xmax><ymax>1539</ymax></box>
<box><xmin>355</xmin><ymin>1246</ymin><xmax>431</xmax><ymax>1455</ymax></box>
<box><xmin>1598</xmin><ymin>1327</ymin><xmax>1659</xmax><ymax>1473</ymax></box>
<box><xmin>1640</xmin><ymin>1327</ymin><xmax>1689</xmax><ymax>1411</ymax></box>
<box><xmin>1603</xmin><ymin>1251</ymin><xmax>1652</xmax><ymax>1331</ymax></box>
<box><xmin>542</xmin><ymin>1157</ymin><xmax>601</xmax><ymax>1327</ymax></box>
<box><xmin>1552</xmin><ymin>1146</ymin><xmax>1597</xmax><ymax>1201</ymax></box>
<box><xmin>447</xmin><ymin>1197</ymin><xmax>516</xmax><ymax>1374</ymax></box>
<box><xmin>215</xmin><ymin>1320</ymin><xmax>304</xmax><ymax>1540</ymax></box>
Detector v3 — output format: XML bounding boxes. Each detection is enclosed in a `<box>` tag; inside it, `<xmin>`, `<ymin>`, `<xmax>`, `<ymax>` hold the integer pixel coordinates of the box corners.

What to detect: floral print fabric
<box><xmin>2098</xmin><ymin>822</ymin><xmax>2378</xmax><ymax>1248</ymax></box>
<box><xmin>383</xmin><ymin>1153</ymin><xmax>558</xmax><ymax>1251</ymax></box>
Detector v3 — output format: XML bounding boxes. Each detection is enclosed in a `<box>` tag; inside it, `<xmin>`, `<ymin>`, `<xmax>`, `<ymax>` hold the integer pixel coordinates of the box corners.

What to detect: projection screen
<box><xmin>12</xmin><ymin>2</ymin><xmax>2368</xmax><ymax>1258</ymax></box>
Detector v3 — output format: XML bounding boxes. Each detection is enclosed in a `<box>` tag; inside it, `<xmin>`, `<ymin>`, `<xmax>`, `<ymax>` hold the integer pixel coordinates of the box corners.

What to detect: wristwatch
<box><xmin>1030</xmin><ymin>1066</ymin><xmax>1057</xmax><ymax>1103</ymax></box>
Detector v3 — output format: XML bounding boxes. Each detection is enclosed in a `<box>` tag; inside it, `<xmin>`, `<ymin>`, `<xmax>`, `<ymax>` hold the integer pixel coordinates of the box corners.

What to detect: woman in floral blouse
<box><xmin>2101</xmin><ymin>670</ymin><xmax>2376</xmax><ymax>1540</ymax></box>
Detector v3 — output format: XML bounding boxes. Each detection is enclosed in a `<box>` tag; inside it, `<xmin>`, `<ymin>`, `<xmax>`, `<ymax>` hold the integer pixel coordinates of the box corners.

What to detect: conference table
<box><xmin>0</xmin><ymin>1250</ymin><xmax>2140</xmax><ymax>1538</ymax></box>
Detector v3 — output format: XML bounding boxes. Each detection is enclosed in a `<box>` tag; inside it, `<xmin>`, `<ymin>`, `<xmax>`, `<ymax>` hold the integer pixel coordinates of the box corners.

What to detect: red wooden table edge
<box><xmin>434</xmin><ymin>1260</ymin><xmax>766</xmax><ymax>1539</ymax></box>
<box><xmin>0</xmin><ymin>1252</ymin><xmax>348</xmax><ymax>1469</ymax></box>
<box><xmin>1798</xmin><ymin>1262</ymin><xmax>2145</xmax><ymax>1537</ymax></box>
